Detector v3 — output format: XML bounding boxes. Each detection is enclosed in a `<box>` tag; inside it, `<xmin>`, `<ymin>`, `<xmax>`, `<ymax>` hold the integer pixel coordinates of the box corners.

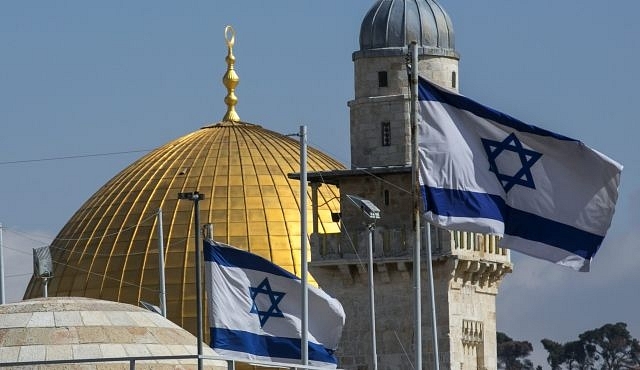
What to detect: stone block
<box><xmin>0</xmin><ymin>313</ymin><xmax>32</xmax><ymax>329</ymax></box>
<box><xmin>81</xmin><ymin>311</ymin><xmax>110</xmax><ymax>326</ymax></box>
<box><xmin>54</xmin><ymin>311</ymin><xmax>83</xmax><ymax>327</ymax></box>
<box><xmin>106</xmin><ymin>311</ymin><xmax>137</xmax><ymax>327</ymax></box>
<box><xmin>26</xmin><ymin>312</ymin><xmax>55</xmax><ymax>328</ymax></box>
<box><xmin>124</xmin><ymin>343</ymin><xmax>152</xmax><ymax>357</ymax></box>
<box><xmin>0</xmin><ymin>346</ymin><xmax>19</xmax><ymax>362</ymax></box>
<box><xmin>45</xmin><ymin>344</ymin><xmax>73</xmax><ymax>360</ymax></box>
<box><xmin>72</xmin><ymin>343</ymin><xmax>102</xmax><ymax>359</ymax></box>
<box><xmin>47</xmin><ymin>326</ymin><xmax>80</xmax><ymax>345</ymax></box>
<box><xmin>76</xmin><ymin>326</ymin><xmax>108</xmax><ymax>343</ymax></box>
<box><xmin>18</xmin><ymin>344</ymin><xmax>46</xmax><ymax>361</ymax></box>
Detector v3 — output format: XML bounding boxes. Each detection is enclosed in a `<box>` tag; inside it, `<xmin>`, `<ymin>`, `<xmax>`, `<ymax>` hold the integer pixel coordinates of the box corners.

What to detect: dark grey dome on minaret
<box><xmin>360</xmin><ymin>0</ymin><xmax>455</xmax><ymax>51</ymax></box>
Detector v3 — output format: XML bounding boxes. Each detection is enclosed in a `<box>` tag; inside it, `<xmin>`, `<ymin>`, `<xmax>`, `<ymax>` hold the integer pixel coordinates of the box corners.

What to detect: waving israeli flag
<box><xmin>417</xmin><ymin>77</ymin><xmax>622</xmax><ymax>271</ymax></box>
<box><xmin>204</xmin><ymin>239</ymin><xmax>345</xmax><ymax>368</ymax></box>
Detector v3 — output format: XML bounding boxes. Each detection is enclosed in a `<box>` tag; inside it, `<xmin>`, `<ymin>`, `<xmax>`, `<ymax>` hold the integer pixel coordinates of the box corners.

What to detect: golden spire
<box><xmin>222</xmin><ymin>25</ymin><xmax>240</xmax><ymax>122</ymax></box>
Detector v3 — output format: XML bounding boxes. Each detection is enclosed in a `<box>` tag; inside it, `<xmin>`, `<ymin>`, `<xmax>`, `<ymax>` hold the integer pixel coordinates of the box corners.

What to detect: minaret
<box><xmin>349</xmin><ymin>0</ymin><xmax>459</xmax><ymax>169</ymax></box>
<box><xmin>307</xmin><ymin>1</ymin><xmax>512</xmax><ymax>369</ymax></box>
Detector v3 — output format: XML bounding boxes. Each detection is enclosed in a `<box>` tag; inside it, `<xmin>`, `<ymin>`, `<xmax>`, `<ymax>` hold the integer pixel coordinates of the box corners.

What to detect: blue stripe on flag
<box><xmin>504</xmin><ymin>207</ymin><xmax>603</xmax><ymax>259</ymax></box>
<box><xmin>422</xmin><ymin>186</ymin><xmax>505</xmax><ymax>221</ymax></box>
<box><xmin>423</xmin><ymin>185</ymin><xmax>604</xmax><ymax>259</ymax></box>
<box><xmin>211</xmin><ymin>327</ymin><xmax>337</xmax><ymax>365</ymax></box>
<box><xmin>204</xmin><ymin>240</ymin><xmax>297</xmax><ymax>280</ymax></box>
<box><xmin>418</xmin><ymin>77</ymin><xmax>575</xmax><ymax>141</ymax></box>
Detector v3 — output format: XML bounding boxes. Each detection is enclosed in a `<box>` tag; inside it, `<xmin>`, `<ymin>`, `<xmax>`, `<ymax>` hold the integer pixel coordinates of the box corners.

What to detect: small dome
<box><xmin>359</xmin><ymin>0</ymin><xmax>455</xmax><ymax>51</ymax></box>
<box><xmin>0</xmin><ymin>297</ymin><xmax>226</xmax><ymax>369</ymax></box>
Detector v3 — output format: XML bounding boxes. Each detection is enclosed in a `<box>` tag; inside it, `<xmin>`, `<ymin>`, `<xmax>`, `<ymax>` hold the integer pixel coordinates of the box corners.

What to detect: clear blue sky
<box><xmin>2</xmin><ymin>1</ymin><xmax>639</xmax><ymax>367</ymax></box>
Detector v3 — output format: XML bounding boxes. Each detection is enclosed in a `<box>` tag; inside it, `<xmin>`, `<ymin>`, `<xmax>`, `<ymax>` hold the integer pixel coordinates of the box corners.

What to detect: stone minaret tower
<box><xmin>350</xmin><ymin>0</ymin><xmax>459</xmax><ymax>168</ymax></box>
<box><xmin>307</xmin><ymin>1</ymin><xmax>512</xmax><ymax>369</ymax></box>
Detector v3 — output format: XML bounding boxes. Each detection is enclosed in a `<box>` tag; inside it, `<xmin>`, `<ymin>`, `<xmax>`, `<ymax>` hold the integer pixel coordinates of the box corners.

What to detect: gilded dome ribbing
<box><xmin>23</xmin><ymin>120</ymin><xmax>344</xmax><ymax>336</ymax></box>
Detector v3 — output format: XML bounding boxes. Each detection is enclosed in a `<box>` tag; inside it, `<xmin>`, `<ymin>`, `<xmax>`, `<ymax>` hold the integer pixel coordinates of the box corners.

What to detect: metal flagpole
<box><xmin>0</xmin><ymin>223</ymin><xmax>4</xmax><ymax>304</ymax></box>
<box><xmin>177</xmin><ymin>191</ymin><xmax>205</xmax><ymax>370</ymax></box>
<box><xmin>193</xmin><ymin>194</ymin><xmax>204</xmax><ymax>370</ymax></box>
<box><xmin>409</xmin><ymin>41</ymin><xmax>423</xmax><ymax>370</ymax></box>
<box><xmin>367</xmin><ymin>222</ymin><xmax>378</xmax><ymax>370</ymax></box>
<box><xmin>410</xmin><ymin>40</ymin><xmax>440</xmax><ymax>370</ymax></box>
<box><xmin>193</xmin><ymin>195</ymin><xmax>204</xmax><ymax>370</ymax></box>
<box><xmin>299</xmin><ymin>125</ymin><xmax>309</xmax><ymax>366</ymax></box>
<box><xmin>345</xmin><ymin>194</ymin><xmax>380</xmax><ymax>370</ymax></box>
<box><xmin>426</xmin><ymin>224</ymin><xmax>440</xmax><ymax>370</ymax></box>
<box><xmin>157</xmin><ymin>209</ymin><xmax>167</xmax><ymax>317</ymax></box>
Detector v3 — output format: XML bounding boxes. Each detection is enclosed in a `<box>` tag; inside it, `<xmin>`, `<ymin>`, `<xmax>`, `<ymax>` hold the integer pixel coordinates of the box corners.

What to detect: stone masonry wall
<box><xmin>349</xmin><ymin>54</ymin><xmax>458</xmax><ymax>168</ymax></box>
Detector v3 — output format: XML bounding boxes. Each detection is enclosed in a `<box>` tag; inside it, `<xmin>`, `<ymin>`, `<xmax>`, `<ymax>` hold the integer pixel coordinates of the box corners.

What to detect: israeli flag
<box><xmin>204</xmin><ymin>239</ymin><xmax>345</xmax><ymax>368</ymax></box>
<box><xmin>417</xmin><ymin>77</ymin><xmax>622</xmax><ymax>271</ymax></box>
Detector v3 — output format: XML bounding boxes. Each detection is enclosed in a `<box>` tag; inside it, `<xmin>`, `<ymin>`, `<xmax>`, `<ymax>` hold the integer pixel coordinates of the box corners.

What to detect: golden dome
<box><xmin>23</xmin><ymin>120</ymin><xmax>344</xmax><ymax>338</ymax></box>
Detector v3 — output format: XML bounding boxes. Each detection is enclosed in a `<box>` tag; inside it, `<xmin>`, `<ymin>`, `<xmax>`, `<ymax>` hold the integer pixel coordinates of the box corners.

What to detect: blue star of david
<box><xmin>481</xmin><ymin>133</ymin><xmax>542</xmax><ymax>193</ymax></box>
<box><xmin>249</xmin><ymin>277</ymin><xmax>285</xmax><ymax>327</ymax></box>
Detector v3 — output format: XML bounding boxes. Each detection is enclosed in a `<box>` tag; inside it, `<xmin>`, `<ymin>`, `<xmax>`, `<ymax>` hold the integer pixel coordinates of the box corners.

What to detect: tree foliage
<box><xmin>498</xmin><ymin>331</ymin><xmax>535</xmax><ymax>370</ymax></box>
<box><xmin>541</xmin><ymin>322</ymin><xmax>640</xmax><ymax>370</ymax></box>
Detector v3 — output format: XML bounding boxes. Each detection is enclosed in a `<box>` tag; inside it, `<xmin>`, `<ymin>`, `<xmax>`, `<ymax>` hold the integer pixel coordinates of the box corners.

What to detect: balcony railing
<box><xmin>310</xmin><ymin>225</ymin><xmax>510</xmax><ymax>264</ymax></box>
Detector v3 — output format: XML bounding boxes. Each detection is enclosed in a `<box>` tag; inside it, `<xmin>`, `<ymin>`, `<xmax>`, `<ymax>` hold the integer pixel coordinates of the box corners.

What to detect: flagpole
<box><xmin>409</xmin><ymin>41</ymin><xmax>423</xmax><ymax>370</ymax></box>
<box><xmin>157</xmin><ymin>209</ymin><xmax>167</xmax><ymax>317</ymax></box>
<box><xmin>177</xmin><ymin>191</ymin><xmax>205</xmax><ymax>370</ymax></box>
<box><xmin>0</xmin><ymin>222</ymin><xmax>4</xmax><ymax>304</ymax></box>
<box><xmin>299</xmin><ymin>124</ymin><xmax>309</xmax><ymax>366</ymax></box>
<box><xmin>194</xmin><ymin>194</ymin><xmax>204</xmax><ymax>370</ymax></box>
<box><xmin>410</xmin><ymin>41</ymin><xmax>440</xmax><ymax>370</ymax></box>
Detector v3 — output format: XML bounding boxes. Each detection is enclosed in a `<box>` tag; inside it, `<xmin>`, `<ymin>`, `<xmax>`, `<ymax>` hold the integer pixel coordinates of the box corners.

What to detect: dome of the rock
<box><xmin>23</xmin><ymin>120</ymin><xmax>344</xmax><ymax>337</ymax></box>
<box><xmin>24</xmin><ymin>25</ymin><xmax>345</xmax><ymax>343</ymax></box>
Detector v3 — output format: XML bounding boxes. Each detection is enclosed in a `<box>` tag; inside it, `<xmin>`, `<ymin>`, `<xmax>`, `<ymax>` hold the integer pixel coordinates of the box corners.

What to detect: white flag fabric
<box><xmin>204</xmin><ymin>239</ymin><xmax>345</xmax><ymax>367</ymax></box>
<box><xmin>417</xmin><ymin>77</ymin><xmax>622</xmax><ymax>271</ymax></box>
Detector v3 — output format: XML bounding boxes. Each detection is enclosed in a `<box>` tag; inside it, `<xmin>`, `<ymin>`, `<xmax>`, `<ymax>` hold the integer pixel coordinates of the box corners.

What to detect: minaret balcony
<box><xmin>310</xmin><ymin>225</ymin><xmax>511</xmax><ymax>267</ymax></box>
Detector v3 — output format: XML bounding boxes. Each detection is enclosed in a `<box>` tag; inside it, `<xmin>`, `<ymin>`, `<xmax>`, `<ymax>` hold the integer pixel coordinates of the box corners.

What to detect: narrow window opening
<box><xmin>384</xmin><ymin>190</ymin><xmax>390</xmax><ymax>206</ymax></box>
<box><xmin>452</xmin><ymin>71</ymin><xmax>457</xmax><ymax>89</ymax></box>
<box><xmin>381</xmin><ymin>122</ymin><xmax>391</xmax><ymax>146</ymax></box>
<box><xmin>378</xmin><ymin>71</ymin><xmax>388</xmax><ymax>88</ymax></box>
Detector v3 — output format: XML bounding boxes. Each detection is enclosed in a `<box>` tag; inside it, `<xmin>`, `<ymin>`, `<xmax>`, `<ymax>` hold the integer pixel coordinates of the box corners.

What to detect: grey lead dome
<box><xmin>359</xmin><ymin>0</ymin><xmax>455</xmax><ymax>51</ymax></box>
